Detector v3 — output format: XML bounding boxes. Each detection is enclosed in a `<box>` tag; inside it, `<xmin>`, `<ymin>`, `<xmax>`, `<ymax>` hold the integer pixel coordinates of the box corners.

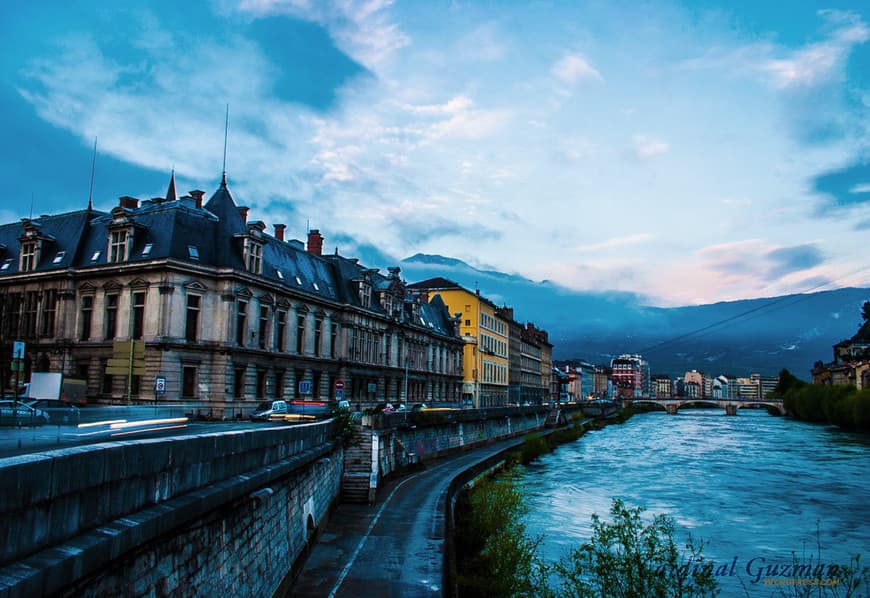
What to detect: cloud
<box><xmin>551</xmin><ymin>52</ymin><xmax>602</xmax><ymax>85</ymax></box>
<box><xmin>455</xmin><ymin>22</ymin><xmax>506</xmax><ymax>62</ymax></box>
<box><xmin>811</xmin><ymin>161</ymin><xmax>870</xmax><ymax>212</ymax></box>
<box><xmin>850</xmin><ymin>183</ymin><xmax>870</xmax><ymax>194</ymax></box>
<box><xmin>237</xmin><ymin>0</ymin><xmax>409</xmax><ymax>69</ymax></box>
<box><xmin>631</xmin><ymin>135</ymin><xmax>669</xmax><ymax>159</ymax></box>
<box><xmin>573</xmin><ymin>234</ymin><xmax>654</xmax><ymax>253</ymax></box>
<box><xmin>765</xmin><ymin>244</ymin><xmax>825</xmax><ymax>278</ymax></box>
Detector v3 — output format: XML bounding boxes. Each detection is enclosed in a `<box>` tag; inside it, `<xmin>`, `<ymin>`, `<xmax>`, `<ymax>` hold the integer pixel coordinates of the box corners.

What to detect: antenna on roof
<box><xmin>88</xmin><ymin>137</ymin><xmax>97</xmax><ymax>211</ymax></box>
<box><xmin>221</xmin><ymin>104</ymin><xmax>229</xmax><ymax>186</ymax></box>
<box><xmin>30</xmin><ymin>192</ymin><xmax>34</xmax><ymax>220</ymax></box>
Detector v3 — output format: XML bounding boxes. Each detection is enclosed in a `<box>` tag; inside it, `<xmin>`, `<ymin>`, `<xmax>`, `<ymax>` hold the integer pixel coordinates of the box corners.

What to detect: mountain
<box><xmin>399</xmin><ymin>253</ymin><xmax>870</xmax><ymax>379</ymax></box>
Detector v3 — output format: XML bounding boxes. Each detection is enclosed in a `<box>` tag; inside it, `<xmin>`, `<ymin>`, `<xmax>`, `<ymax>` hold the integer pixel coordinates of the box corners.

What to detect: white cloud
<box><xmin>573</xmin><ymin>234</ymin><xmax>654</xmax><ymax>253</ymax></box>
<box><xmin>849</xmin><ymin>183</ymin><xmax>870</xmax><ymax>194</ymax></box>
<box><xmin>631</xmin><ymin>135</ymin><xmax>669</xmax><ymax>159</ymax></box>
<box><xmin>551</xmin><ymin>52</ymin><xmax>602</xmax><ymax>85</ymax></box>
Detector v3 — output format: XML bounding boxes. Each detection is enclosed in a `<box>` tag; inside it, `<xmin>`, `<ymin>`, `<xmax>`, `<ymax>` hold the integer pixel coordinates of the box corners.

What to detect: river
<box><xmin>521</xmin><ymin>409</ymin><xmax>870</xmax><ymax>597</ymax></box>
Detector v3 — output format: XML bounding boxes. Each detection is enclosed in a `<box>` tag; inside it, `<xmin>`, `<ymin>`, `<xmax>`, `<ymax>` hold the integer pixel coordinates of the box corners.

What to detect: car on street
<box><xmin>26</xmin><ymin>399</ymin><xmax>81</xmax><ymax>425</ymax></box>
<box><xmin>0</xmin><ymin>400</ymin><xmax>49</xmax><ymax>426</ymax></box>
<box><xmin>250</xmin><ymin>400</ymin><xmax>289</xmax><ymax>421</ymax></box>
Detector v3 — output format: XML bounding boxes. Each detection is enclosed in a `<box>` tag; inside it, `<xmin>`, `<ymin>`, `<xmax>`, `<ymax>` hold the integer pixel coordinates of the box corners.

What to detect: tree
<box><xmin>774</xmin><ymin>368</ymin><xmax>805</xmax><ymax>398</ymax></box>
<box><xmin>553</xmin><ymin>498</ymin><xmax>719</xmax><ymax>598</ymax></box>
<box><xmin>863</xmin><ymin>301</ymin><xmax>870</xmax><ymax>323</ymax></box>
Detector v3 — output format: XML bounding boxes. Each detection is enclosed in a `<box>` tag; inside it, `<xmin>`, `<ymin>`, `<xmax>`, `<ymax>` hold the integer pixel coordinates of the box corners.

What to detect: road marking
<box><xmin>327</xmin><ymin>470</ymin><xmax>426</xmax><ymax>598</ymax></box>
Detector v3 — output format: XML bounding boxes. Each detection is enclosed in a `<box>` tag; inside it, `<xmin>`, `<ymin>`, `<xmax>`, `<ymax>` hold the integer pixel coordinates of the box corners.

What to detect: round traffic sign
<box><xmin>335</xmin><ymin>379</ymin><xmax>345</xmax><ymax>390</ymax></box>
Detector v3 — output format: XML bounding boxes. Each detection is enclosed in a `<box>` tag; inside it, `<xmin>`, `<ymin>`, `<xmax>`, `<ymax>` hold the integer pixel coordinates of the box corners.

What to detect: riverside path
<box><xmin>288</xmin><ymin>434</ymin><xmax>530</xmax><ymax>597</ymax></box>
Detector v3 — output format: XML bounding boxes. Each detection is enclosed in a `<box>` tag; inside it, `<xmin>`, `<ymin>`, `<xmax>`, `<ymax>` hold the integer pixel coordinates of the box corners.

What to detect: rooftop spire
<box><xmin>88</xmin><ymin>137</ymin><xmax>97</xmax><ymax>211</ymax></box>
<box><xmin>166</xmin><ymin>168</ymin><xmax>177</xmax><ymax>202</ymax></box>
<box><xmin>221</xmin><ymin>103</ymin><xmax>229</xmax><ymax>187</ymax></box>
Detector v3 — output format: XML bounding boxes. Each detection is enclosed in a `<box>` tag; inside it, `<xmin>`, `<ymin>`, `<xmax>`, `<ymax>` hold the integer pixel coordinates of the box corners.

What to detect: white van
<box><xmin>250</xmin><ymin>400</ymin><xmax>289</xmax><ymax>421</ymax></box>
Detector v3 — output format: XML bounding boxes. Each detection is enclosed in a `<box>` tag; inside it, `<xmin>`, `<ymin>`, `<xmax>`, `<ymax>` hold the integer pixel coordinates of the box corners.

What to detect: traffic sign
<box><xmin>155</xmin><ymin>376</ymin><xmax>166</xmax><ymax>395</ymax></box>
<box><xmin>299</xmin><ymin>380</ymin><xmax>312</xmax><ymax>395</ymax></box>
<box><xmin>12</xmin><ymin>341</ymin><xmax>25</xmax><ymax>359</ymax></box>
<box><xmin>335</xmin><ymin>389</ymin><xmax>344</xmax><ymax>400</ymax></box>
<box><xmin>334</xmin><ymin>379</ymin><xmax>345</xmax><ymax>390</ymax></box>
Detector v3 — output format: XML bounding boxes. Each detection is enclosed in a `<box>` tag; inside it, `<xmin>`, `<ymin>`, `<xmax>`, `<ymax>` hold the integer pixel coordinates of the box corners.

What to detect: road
<box><xmin>290</xmin><ymin>435</ymin><xmax>527</xmax><ymax>598</ymax></box>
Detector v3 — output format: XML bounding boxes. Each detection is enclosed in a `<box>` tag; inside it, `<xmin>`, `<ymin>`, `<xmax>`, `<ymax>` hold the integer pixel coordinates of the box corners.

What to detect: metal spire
<box><xmin>221</xmin><ymin>104</ymin><xmax>229</xmax><ymax>186</ymax></box>
<box><xmin>88</xmin><ymin>137</ymin><xmax>97</xmax><ymax>210</ymax></box>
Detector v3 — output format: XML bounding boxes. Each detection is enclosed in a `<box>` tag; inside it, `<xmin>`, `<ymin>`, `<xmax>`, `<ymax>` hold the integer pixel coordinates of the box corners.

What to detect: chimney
<box><xmin>189</xmin><ymin>190</ymin><xmax>205</xmax><ymax>209</ymax></box>
<box><xmin>274</xmin><ymin>223</ymin><xmax>286</xmax><ymax>241</ymax></box>
<box><xmin>307</xmin><ymin>229</ymin><xmax>323</xmax><ymax>256</ymax></box>
<box><xmin>119</xmin><ymin>196</ymin><xmax>139</xmax><ymax>209</ymax></box>
<box><xmin>238</xmin><ymin>207</ymin><xmax>249</xmax><ymax>222</ymax></box>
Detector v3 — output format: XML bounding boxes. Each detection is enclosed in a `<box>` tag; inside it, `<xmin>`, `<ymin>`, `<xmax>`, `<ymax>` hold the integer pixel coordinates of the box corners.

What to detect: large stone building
<box><xmin>812</xmin><ymin>302</ymin><xmax>870</xmax><ymax>390</ymax></box>
<box><xmin>0</xmin><ymin>174</ymin><xmax>464</xmax><ymax>414</ymax></box>
<box><xmin>610</xmin><ymin>354</ymin><xmax>650</xmax><ymax>399</ymax></box>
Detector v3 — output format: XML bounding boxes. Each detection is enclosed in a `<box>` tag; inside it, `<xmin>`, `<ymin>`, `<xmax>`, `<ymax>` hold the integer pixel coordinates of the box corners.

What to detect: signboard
<box><xmin>299</xmin><ymin>380</ymin><xmax>312</xmax><ymax>395</ymax></box>
<box><xmin>12</xmin><ymin>341</ymin><xmax>25</xmax><ymax>360</ymax></box>
<box><xmin>155</xmin><ymin>376</ymin><xmax>166</xmax><ymax>396</ymax></box>
<box><xmin>334</xmin><ymin>389</ymin><xmax>344</xmax><ymax>400</ymax></box>
<box><xmin>112</xmin><ymin>341</ymin><xmax>145</xmax><ymax>358</ymax></box>
<box><xmin>334</xmin><ymin>379</ymin><xmax>345</xmax><ymax>390</ymax></box>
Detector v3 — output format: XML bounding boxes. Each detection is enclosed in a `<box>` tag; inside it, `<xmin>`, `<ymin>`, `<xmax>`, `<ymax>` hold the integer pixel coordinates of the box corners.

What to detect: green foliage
<box><xmin>774</xmin><ymin>369</ymin><xmax>806</xmax><ymax>398</ymax></box>
<box><xmin>455</xmin><ymin>474</ymin><xmax>546</xmax><ymax>597</ymax></box>
<box><xmin>783</xmin><ymin>384</ymin><xmax>870</xmax><ymax>430</ymax></box>
<box><xmin>553</xmin><ymin>498</ymin><xmax>719</xmax><ymax>598</ymax></box>
<box><xmin>521</xmin><ymin>432</ymin><xmax>550</xmax><ymax>463</ymax></box>
<box><xmin>330</xmin><ymin>405</ymin><xmax>357</xmax><ymax>446</ymax></box>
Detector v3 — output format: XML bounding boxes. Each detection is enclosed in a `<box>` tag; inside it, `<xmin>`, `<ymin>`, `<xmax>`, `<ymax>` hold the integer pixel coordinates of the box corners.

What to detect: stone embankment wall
<box><xmin>0</xmin><ymin>421</ymin><xmax>341</xmax><ymax>597</ymax></box>
<box><xmin>342</xmin><ymin>406</ymin><xmax>554</xmax><ymax>503</ymax></box>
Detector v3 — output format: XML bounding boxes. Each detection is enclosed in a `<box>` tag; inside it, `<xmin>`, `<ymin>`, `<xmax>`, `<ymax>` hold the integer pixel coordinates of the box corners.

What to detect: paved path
<box><xmin>289</xmin><ymin>435</ymin><xmax>528</xmax><ymax>597</ymax></box>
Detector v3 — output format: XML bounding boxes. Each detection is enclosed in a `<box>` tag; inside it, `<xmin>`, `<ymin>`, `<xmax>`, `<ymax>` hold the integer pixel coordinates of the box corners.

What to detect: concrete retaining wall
<box><xmin>0</xmin><ymin>421</ymin><xmax>339</xmax><ymax>597</ymax></box>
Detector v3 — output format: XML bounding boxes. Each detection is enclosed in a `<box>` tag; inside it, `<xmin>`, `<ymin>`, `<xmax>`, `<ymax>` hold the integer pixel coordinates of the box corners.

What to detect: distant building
<box><xmin>593</xmin><ymin>365</ymin><xmax>612</xmax><ymax>399</ymax></box>
<box><xmin>684</xmin><ymin>370</ymin><xmax>706</xmax><ymax>398</ymax></box>
<box><xmin>650</xmin><ymin>374</ymin><xmax>671</xmax><ymax>399</ymax></box>
<box><xmin>610</xmin><ymin>354</ymin><xmax>649</xmax><ymax>399</ymax></box>
<box><xmin>813</xmin><ymin>302</ymin><xmax>870</xmax><ymax>390</ymax></box>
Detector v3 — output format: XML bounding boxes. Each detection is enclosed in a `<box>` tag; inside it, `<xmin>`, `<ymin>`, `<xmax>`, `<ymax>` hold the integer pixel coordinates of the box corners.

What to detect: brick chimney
<box><xmin>274</xmin><ymin>224</ymin><xmax>286</xmax><ymax>241</ymax></box>
<box><xmin>189</xmin><ymin>190</ymin><xmax>205</xmax><ymax>209</ymax></box>
<box><xmin>238</xmin><ymin>207</ymin><xmax>249</xmax><ymax>222</ymax></box>
<box><xmin>119</xmin><ymin>196</ymin><xmax>139</xmax><ymax>209</ymax></box>
<box><xmin>307</xmin><ymin>229</ymin><xmax>323</xmax><ymax>256</ymax></box>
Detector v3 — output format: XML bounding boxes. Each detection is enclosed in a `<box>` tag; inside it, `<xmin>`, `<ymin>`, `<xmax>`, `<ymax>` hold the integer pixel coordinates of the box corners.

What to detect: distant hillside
<box><xmin>399</xmin><ymin>253</ymin><xmax>870</xmax><ymax>379</ymax></box>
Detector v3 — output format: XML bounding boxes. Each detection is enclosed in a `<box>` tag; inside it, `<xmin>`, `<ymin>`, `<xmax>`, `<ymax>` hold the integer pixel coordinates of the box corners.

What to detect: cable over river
<box><xmin>521</xmin><ymin>408</ymin><xmax>870</xmax><ymax>597</ymax></box>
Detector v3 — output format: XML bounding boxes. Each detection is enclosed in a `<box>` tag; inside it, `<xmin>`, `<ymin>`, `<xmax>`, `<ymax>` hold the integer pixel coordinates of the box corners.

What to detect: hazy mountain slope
<box><xmin>400</xmin><ymin>253</ymin><xmax>869</xmax><ymax>378</ymax></box>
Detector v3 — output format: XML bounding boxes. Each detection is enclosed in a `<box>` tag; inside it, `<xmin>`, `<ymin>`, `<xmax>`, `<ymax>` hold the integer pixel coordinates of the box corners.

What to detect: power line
<box><xmin>640</xmin><ymin>264</ymin><xmax>870</xmax><ymax>355</ymax></box>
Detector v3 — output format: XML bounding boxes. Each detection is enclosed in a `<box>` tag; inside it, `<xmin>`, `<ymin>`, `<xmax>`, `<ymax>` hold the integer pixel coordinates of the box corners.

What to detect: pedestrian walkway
<box><xmin>289</xmin><ymin>435</ymin><xmax>529</xmax><ymax>597</ymax></box>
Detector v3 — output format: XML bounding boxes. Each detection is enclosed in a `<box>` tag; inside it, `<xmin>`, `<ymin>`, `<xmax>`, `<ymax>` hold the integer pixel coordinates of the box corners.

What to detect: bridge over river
<box><xmin>623</xmin><ymin>397</ymin><xmax>785</xmax><ymax>416</ymax></box>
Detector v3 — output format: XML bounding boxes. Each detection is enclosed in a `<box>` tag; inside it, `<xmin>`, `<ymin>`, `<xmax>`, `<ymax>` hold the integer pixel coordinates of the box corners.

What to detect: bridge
<box><xmin>623</xmin><ymin>397</ymin><xmax>786</xmax><ymax>416</ymax></box>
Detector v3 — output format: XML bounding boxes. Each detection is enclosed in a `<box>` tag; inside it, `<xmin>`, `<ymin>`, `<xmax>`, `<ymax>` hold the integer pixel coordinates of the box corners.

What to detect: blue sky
<box><xmin>2</xmin><ymin>0</ymin><xmax>869</xmax><ymax>306</ymax></box>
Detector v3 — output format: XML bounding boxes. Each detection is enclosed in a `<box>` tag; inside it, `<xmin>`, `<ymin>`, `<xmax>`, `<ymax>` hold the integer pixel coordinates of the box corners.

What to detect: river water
<box><xmin>521</xmin><ymin>409</ymin><xmax>870</xmax><ymax>597</ymax></box>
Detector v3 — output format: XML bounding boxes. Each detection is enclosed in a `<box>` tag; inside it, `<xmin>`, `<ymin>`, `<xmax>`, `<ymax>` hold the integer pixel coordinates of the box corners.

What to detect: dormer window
<box><xmin>1</xmin><ymin>259</ymin><xmax>11</xmax><ymax>271</ymax></box>
<box><xmin>108</xmin><ymin>230</ymin><xmax>128</xmax><ymax>263</ymax></box>
<box><xmin>381</xmin><ymin>293</ymin><xmax>395</xmax><ymax>316</ymax></box>
<box><xmin>52</xmin><ymin>251</ymin><xmax>65</xmax><ymax>264</ymax></box>
<box><xmin>20</xmin><ymin>242</ymin><xmax>37</xmax><ymax>272</ymax></box>
<box><xmin>188</xmin><ymin>245</ymin><xmax>199</xmax><ymax>260</ymax></box>
<box><xmin>142</xmin><ymin>243</ymin><xmax>153</xmax><ymax>256</ymax></box>
<box><xmin>245</xmin><ymin>239</ymin><xmax>263</xmax><ymax>274</ymax></box>
<box><xmin>358</xmin><ymin>281</ymin><xmax>372</xmax><ymax>308</ymax></box>
<box><xmin>91</xmin><ymin>251</ymin><xmax>101</xmax><ymax>262</ymax></box>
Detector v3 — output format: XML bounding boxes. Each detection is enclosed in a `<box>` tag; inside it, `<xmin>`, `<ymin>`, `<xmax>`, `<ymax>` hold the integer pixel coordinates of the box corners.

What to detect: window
<box><xmin>358</xmin><ymin>282</ymin><xmax>371</xmax><ymax>308</ymax></box>
<box><xmin>80</xmin><ymin>296</ymin><xmax>93</xmax><ymax>341</ymax></box>
<box><xmin>182</xmin><ymin>367</ymin><xmax>197</xmax><ymax>399</ymax></box>
<box><xmin>276</xmin><ymin>270</ymin><xmax>284</xmax><ymax>280</ymax></box>
<box><xmin>130</xmin><ymin>375</ymin><xmax>141</xmax><ymax>397</ymax></box>
<box><xmin>258</xmin><ymin>306</ymin><xmax>269</xmax><ymax>349</ymax></box>
<box><xmin>188</xmin><ymin>245</ymin><xmax>199</xmax><ymax>260</ymax></box>
<box><xmin>132</xmin><ymin>291</ymin><xmax>145</xmax><ymax>340</ymax></box>
<box><xmin>20</xmin><ymin>242</ymin><xmax>37</xmax><ymax>272</ymax></box>
<box><xmin>296</xmin><ymin>314</ymin><xmax>305</xmax><ymax>354</ymax></box>
<box><xmin>246</xmin><ymin>240</ymin><xmax>262</xmax><ymax>274</ymax></box>
<box><xmin>1</xmin><ymin>259</ymin><xmax>11</xmax><ymax>270</ymax></box>
<box><xmin>91</xmin><ymin>251</ymin><xmax>101</xmax><ymax>262</ymax></box>
<box><xmin>256</xmin><ymin>370</ymin><xmax>266</xmax><ymax>398</ymax></box>
<box><xmin>102</xmin><ymin>370</ymin><xmax>113</xmax><ymax>395</ymax></box>
<box><xmin>52</xmin><ymin>251</ymin><xmax>65</xmax><ymax>264</ymax></box>
<box><xmin>330</xmin><ymin>323</ymin><xmax>338</xmax><ymax>358</ymax></box>
<box><xmin>105</xmin><ymin>294</ymin><xmax>118</xmax><ymax>339</ymax></box>
<box><xmin>233</xmin><ymin>367</ymin><xmax>246</xmax><ymax>398</ymax></box>
<box><xmin>108</xmin><ymin>230</ymin><xmax>127</xmax><ymax>263</ymax></box>
<box><xmin>236</xmin><ymin>300</ymin><xmax>248</xmax><ymax>346</ymax></box>
<box><xmin>142</xmin><ymin>243</ymin><xmax>153</xmax><ymax>256</ymax></box>
<box><xmin>41</xmin><ymin>290</ymin><xmax>57</xmax><ymax>337</ymax></box>
<box><xmin>23</xmin><ymin>291</ymin><xmax>38</xmax><ymax>338</ymax></box>
<box><xmin>274</xmin><ymin>370</ymin><xmax>285</xmax><ymax>398</ymax></box>
<box><xmin>314</xmin><ymin>319</ymin><xmax>323</xmax><ymax>357</ymax></box>
<box><xmin>276</xmin><ymin>310</ymin><xmax>287</xmax><ymax>352</ymax></box>
<box><xmin>312</xmin><ymin>282</ymin><xmax>320</xmax><ymax>291</ymax></box>
<box><xmin>185</xmin><ymin>295</ymin><xmax>200</xmax><ymax>342</ymax></box>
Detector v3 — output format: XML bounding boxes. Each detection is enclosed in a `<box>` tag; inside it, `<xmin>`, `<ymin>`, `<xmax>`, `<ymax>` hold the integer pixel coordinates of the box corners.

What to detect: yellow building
<box><xmin>407</xmin><ymin>278</ymin><xmax>509</xmax><ymax>407</ymax></box>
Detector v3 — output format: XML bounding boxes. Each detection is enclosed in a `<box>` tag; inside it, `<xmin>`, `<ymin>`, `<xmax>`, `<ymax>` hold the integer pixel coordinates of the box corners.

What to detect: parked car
<box><xmin>0</xmin><ymin>400</ymin><xmax>49</xmax><ymax>426</ymax></box>
<box><xmin>250</xmin><ymin>400</ymin><xmax>289</xmax><ymax>421</ymax></box>
<box><xmin>26</xmin><ymin>399</ymin><xmax>80</xmax><ymax>425</ymax></box>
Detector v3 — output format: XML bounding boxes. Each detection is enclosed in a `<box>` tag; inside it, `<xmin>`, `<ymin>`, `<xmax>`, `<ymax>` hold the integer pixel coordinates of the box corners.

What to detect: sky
<box><xmin>1</xmin><ymin>0</ymin><xmax>869</xmax><ymax>307</ymax></box>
